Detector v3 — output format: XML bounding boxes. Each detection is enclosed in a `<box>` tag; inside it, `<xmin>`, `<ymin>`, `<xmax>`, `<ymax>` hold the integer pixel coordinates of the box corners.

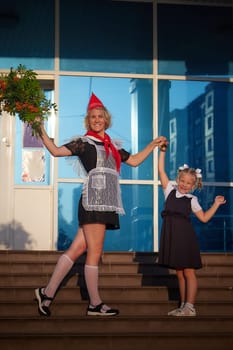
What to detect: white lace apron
<box><xmin>82</xmin><ymin>143</ymin><xmax>125</xmax><ymax>215</ymax></box>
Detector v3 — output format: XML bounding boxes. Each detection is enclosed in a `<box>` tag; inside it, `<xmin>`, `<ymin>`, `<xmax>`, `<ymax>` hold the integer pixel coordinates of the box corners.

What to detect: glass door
<box><xmin>0</xmin><ymin>90</ymin><xmax>56</xmax><ymax>250</ymax></box>
<box><xmin>0</xmin><ymin>112</ymin><xmax>15</xmax><ymax>249</ymax></box>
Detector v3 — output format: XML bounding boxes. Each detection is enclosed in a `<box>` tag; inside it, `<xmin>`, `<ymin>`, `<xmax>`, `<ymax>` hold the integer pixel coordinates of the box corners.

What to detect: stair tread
<box><xmin>1</xmin><ymin>331</ymin><xmax>232</xmax><ymax>336</ymax></box>
<box><xmin>0</xmin><ymin>250</ymin><xmax>232</xmax><ymax>349</ymax></box>
<box><xmin>1</xmin><ymin>313</ymin><xmax>233</xmax><ymax>321</ymax></box>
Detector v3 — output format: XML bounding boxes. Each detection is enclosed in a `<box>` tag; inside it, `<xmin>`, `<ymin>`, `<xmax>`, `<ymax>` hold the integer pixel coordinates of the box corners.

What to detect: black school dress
<box><xmin>158</xmin><ymin>188</ymin><xmax>202</xmax><ymax>270</ymax></box>
<box><xmin>64</xmin><ymin>137</ymin><xmax>130</xmax><ymax>230</ymax></box>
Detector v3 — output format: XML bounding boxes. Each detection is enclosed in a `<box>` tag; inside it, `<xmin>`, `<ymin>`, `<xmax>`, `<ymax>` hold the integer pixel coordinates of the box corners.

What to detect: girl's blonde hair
<box><xmin>177</xmin><ymin>165</ymin><xmax>203</xmax><ymax>190</ymax></box>
<box><xmin>84</xmin><ymin>107</ymin><xmax>112</xmax><ymax>131</ymax></box>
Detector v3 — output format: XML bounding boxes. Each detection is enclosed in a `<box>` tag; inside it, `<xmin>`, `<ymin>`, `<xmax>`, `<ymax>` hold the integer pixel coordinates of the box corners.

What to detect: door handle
<box><xmin>2</xmin><ymin>137</ymin><xmax>10</xmax><ymax>147</ymax></box>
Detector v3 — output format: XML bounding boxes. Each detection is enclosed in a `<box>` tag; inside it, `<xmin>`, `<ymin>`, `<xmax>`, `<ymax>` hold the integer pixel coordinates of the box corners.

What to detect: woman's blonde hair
<box><xmin>84</xmin><ymin>107</ymin><xmax>112</xmax><ymax>131</ymax></box>
<box><xmin>177</xmin><ymin>167</ymin><xmax>203</xmax><ymax>190</ymax></box>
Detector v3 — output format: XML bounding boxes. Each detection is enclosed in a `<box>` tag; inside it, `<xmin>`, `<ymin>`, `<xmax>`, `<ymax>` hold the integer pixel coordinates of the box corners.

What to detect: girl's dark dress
<box><xmin>64</xmin><ymin>138</ymin><xmax>130</xmax><ymax>230</ymax></box>
<box><xmin>158</xmin><ymin>188</ymin><xmax>202</xmax><ymax>270</ymax></box>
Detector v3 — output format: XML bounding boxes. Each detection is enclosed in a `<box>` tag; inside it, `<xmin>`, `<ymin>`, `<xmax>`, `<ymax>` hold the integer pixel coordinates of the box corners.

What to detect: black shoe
<box><xmin>34</xmin><ymin>287</ymin><xmax>53</xmax><ymax>317</ymax></box>
<box><xmin>87</xmin><ymin>303</ymin><xmax>119</xmax><ymax>316</ymax></box>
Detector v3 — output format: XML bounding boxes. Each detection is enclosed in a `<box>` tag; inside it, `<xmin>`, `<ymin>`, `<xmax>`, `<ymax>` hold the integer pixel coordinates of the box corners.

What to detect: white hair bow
<box><xmin>179</xmin><ymin>164</ymin><xmax>189</xmax><ymax>171</ymax></box>
<box><xmin>179</xmin><ymin>164</ymin><xmax>202</xmax><ymax>179</ymax></box>
<box><xmin>195</xmin><ymin>168</ymin><xmax>202</xmax><ymax>178</ymax></box>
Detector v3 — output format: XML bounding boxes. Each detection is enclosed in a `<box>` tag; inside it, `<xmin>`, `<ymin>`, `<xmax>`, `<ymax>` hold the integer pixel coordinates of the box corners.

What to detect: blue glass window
<box><xmin>14</xmin><ymin>91</ymin><xmax>53</xmax><ymax>186</ymax></box>
<box><xmin>158</xmin><ymin>4</ymin><xmax>233</xmax><ymax>77</ymax></box>
<box><xmin>158</xmin><ymin>79</ymin><xmax>233</xmax><ymax>251</ymax></box>
<box><xmin>60</xmin><ymin>0</ymin><xmax>152</xmax><ymax>74</ymax></box>
<box><xmin>158</xmin><ymin>79</ymin><xmax>233</xmax><ymax>182</ymax></box>
<box><xmin>158</xmin><ymin>185</ymin><xmax>233</xmax><ymax>252</ymax></box>
<box><xmin>0</xmin><ymin>0</ymin><xmax>54</xmax><ymax>70</ymax></box>
<box><xmin>57</xmin><ymin>183</ymin><xmax>81</xmax><ymax>250</ymax></box>
<box><xmin>58</xmin><ymin>76</ymin><xmax>153</xmax><ymax>180</ymax></box>
<box><xmin>58</xmin><ymin>183</ymin><xmax>153</xmax><ymax>252</ymax></box>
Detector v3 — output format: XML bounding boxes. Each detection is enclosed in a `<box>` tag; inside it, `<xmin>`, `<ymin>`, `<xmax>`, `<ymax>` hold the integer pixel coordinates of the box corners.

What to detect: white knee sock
<box><xmin>84</xmin><ymin>264</ymin><xmax>102</xmax><ymax>307</ymax></box>
<box><xmin>43</xmin><ymin>254</ymin><xmax>74</xmax><ymax>306</ymax></box>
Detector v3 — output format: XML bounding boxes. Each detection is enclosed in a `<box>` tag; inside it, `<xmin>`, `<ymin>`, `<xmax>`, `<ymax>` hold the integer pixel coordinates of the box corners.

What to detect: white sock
<box><xmin>84</xmin><ymin>264</ymin><xmax>102</xmax><ymax>307</ymax></box>
<box><xmin>43</xmin><ymin>254</ymin><xmax>74</xmax><ymax>306</ymax></box>
<box><xmin>185</xmin><ymin>302</ymin><xmax>194</xmax><ymax>310</ymax></box>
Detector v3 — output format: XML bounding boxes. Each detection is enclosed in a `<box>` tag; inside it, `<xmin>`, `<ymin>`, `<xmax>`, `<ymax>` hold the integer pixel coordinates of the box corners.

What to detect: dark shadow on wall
<box><xmin>0</xmin><ymin>221</ymin><xmax>36</xmax><ymax>250</ymax></box>
<box><xmin>134</xmin><ymin>252</ymin><xmax>180</xmax><ymax>302</ymax></box>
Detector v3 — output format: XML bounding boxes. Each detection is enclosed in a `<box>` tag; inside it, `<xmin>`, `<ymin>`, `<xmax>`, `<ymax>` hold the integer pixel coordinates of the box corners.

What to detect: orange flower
<box><xmin>0</xmin><ymin>80</ymin><xmax>6</xmax><ymax>90</ymax></box>
<box><xmin>15</xmin><ymin>102</ymin><xmax>24</xmax><ymax>111</ymax></box>
<box><xmin>0</xmin><ymin>64</ymin><xmax>57</xmax><ymax>136</ymax></box>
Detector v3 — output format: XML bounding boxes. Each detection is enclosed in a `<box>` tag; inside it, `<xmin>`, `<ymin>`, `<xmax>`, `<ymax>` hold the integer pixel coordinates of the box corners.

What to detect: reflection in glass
<box><xmin>58</xmin><ymin>76</ymin><xmax>153</xmax><ymax>180</ymax></box>
<box><xmin>57</xmin><ymin>183</ymin><xmax>81</xmax><ymax>250</ymax></box>
<box><xmin>192</xmin><ymin>186</ymin><xmax>233</xmax><ymax>252</ymax></box>
<box><xmin>15</xmin><ymin>107</ymin><xmax>52</xmax><ymax>185</ymax></box>
<box><xmin>105</xmin><ymin>184</ymin><xmax>153</xmax><ymax>252</ymax></box>
<box><xmin>22</xmin><ymin>150</ymin><xmax>45</xmax><ymax>182</ymax></box>
<box><xmin>60</xmin><ymin>0</ymin><xmax>152</xmax><ymax>74</ymax></box>
<box><xmin>58</xmin><ymin>183</ymin><xmax>153</xmax><ymax>252</ymax></box>
<box><xmin>158</xmin><ymin>80</ymin><xmax>233</xmax><ymax>182</ymax></box>
<box><xmin>23</xmin><ymin>124</ymin><xmax>43</xmax><ymax>148</ymax></box>
<box><xmin>158</xmin><ymin>4</ymin><xmax>233</xmax><ymax>77</ymax></box>
<box><xmin>158</xmin><ymin>185</ymin><xmax>233</xmax><ymax>252</ymax></box>
<box><xmin>158</xmin><ymin>79</ymin><xmax>233</xmax><ymax>251</ymax></box>
<box><xmin>0</xmin><ymin>0</ymin><xmax>54</xmax><ymax>70</ymax></box>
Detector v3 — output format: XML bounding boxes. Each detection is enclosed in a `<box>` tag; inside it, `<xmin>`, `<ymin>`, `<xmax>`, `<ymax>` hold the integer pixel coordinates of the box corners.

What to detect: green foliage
<box><xmin>0</xmin><ymin>64</ymin><xmax>57</xmax><ymax>136</ymax></box>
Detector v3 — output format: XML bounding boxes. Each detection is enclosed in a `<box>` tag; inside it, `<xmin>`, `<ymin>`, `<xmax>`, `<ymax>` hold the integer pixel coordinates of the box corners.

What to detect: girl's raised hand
<box><xmin>215</xmin><ymin>195</ymin><xmax>226</xmax><ymax>206</ymax></box>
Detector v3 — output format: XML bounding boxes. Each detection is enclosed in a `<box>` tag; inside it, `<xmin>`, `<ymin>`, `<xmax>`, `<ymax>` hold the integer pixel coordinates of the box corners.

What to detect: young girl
<box><xmin>158</xmin><ymin>145</ymin><xmax>226</xmax><ymax>316</ymax></box>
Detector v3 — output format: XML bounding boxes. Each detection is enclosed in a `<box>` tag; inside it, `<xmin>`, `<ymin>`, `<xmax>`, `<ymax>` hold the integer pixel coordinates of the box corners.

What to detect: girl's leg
<box><xmin>176</xmin><ymin>269</ymin><xmax>186</xmax><ymax>305</ymax></box>
<box><xmin>174</xmin><ymin>268</ymin><xmax>197</xmax><ymax>316</ymax></box>
<box><xmin>183</xmin><ymin>268</ymin><xmax>197</xmax><ymax>305</ymax></box>
<box><xmin>168</xmin><ymin>269</ymin><xmax>185</xmax><ymax>315</ymax></box>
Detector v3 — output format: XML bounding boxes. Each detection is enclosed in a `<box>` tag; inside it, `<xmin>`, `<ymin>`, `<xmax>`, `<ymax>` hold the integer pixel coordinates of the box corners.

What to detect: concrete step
<box><xmin>0</xmin><ymin>315</ymin><xmax>233</xmax><ymax>334</ymax></box>
<box><xmin>0</xmin><ymin>271</ymin><xmax>232</xmax><ymax>289</ymax></box>
<box><xmin>0</xmin><ymin>251</ymin><xmax>232</xmax><ymax>350</ymax></box>
<box><xmin>1</xmin><ymin>300</ymin><xmax>233</xmax><ymax>317</ymax></box>
<box><xmin>0</xmin><ymin>333</ymin><xmax>232</xmax><ymax>350</ymax></box>
<box><xmin>0</xmin><ymin>285</ymin><xmax>232</xmax><ymax>302</ymax></box>
<box><xmin>1</xmin><ymin>251</ymin><xmax>233</xmax><ymax>264</ymax></box>
<box><xmin>0</xmin><ymin>260</ymin><xmax>232</xmax><ymax>275</ymax></box>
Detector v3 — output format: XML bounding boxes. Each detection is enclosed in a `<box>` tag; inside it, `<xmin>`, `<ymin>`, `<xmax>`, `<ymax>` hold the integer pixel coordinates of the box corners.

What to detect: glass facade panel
<box><xmin>158</xmin><ymin>80</ymin><xmax>233</xmax><ymax>182</ymax></box>
<box><xmin>159</xmin><ymin>185</ymin><xmax>233</xmax><ymax>252</ymax></box>
<box><xmin>58</xmin><ymin>76</ymin><xmax>153</xmax><ymax>180</ymax></box>
<box><xmin>1</xmin><ymin>1</ymin><xmax>231</xmax><ymax>252</ymax></box>
<box><xmin>158</xmin><ymin>5</ymin><xmax>233</xmax><ymax>77</ymax></box>
<box><xmin>14</xmin><ymin>91</ymin><xmax>53</xmax><ymax>185</ymax></box>
<box><xmin>0</xmin><ymin>0</ymin><xmax>54</xmax><ymax>70</ymax></box>
<box><xmin>57</xmin><ymin>183</ymin><xmax>82</xmax><ymax>250</ymax></box>
<box><xmin>58</xmin><ymin>183</ymin><xmax>153</xmax><ymax>251</ymax></box>
<box><xmin>105</xmin><ymin>184</ymin><xmax>153</xmax><ymax>252</ymax></box>
<box><xmin>158</xmin><ymin>79</ymin><xmax>233</xmax><ymax>251</ymax></box>
<box><xmin>60</xmin><ymin>0</ymin><xmax>152</xmax><ymax>74</ymax></box>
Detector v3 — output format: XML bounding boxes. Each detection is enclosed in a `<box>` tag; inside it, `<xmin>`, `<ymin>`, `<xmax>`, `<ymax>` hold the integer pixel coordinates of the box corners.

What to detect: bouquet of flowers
<box><xmin>0</xmin><ymin>64</ymin><xmax>57</xmax><ymax>136</ymax></box>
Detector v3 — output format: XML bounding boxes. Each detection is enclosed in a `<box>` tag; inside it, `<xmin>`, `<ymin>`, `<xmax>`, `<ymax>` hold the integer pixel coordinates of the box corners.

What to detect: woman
<box><xmin>35</xmin><ymin>93</ymin><xmax>167</xmax><ymax>317</ymax></box>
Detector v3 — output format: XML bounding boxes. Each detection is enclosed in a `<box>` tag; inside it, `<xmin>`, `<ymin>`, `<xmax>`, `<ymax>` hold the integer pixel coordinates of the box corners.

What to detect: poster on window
<box><xmin>22</xmin><ymin>150</ymin><xmax>45</xmax><ymax>182</ymax></box>
<box><xmin>23</xmin><ymin>123</ymin><xmax>43</xmax><ymax>148</ymax></box>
